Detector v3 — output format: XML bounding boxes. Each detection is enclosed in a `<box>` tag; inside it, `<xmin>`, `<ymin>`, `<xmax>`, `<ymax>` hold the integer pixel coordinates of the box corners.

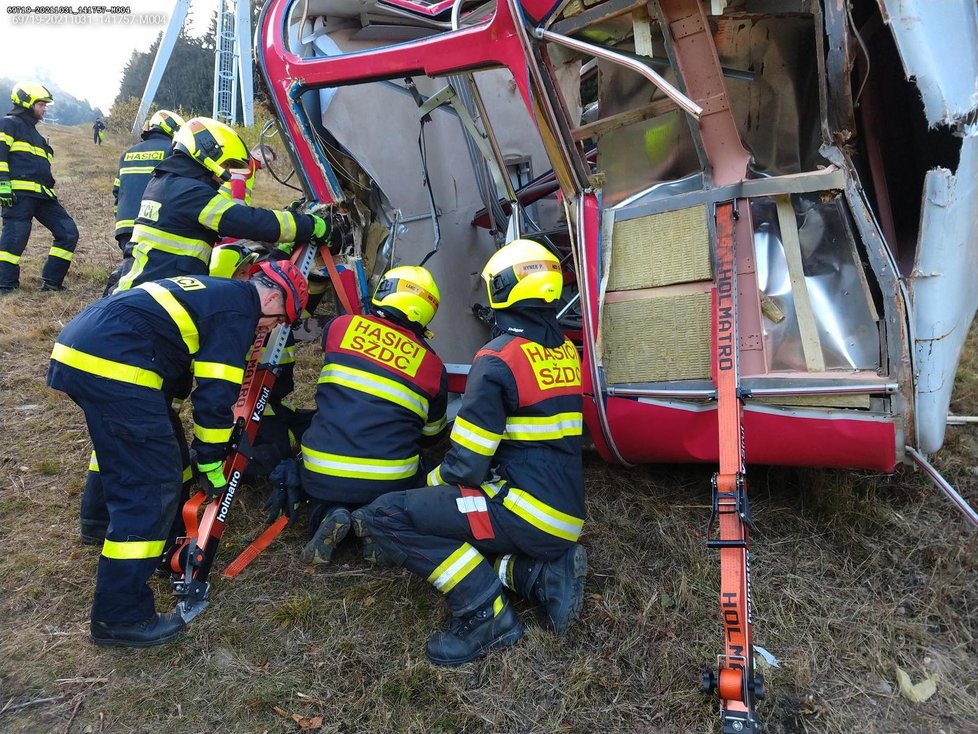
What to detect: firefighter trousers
<box><xmin>0</xmin><ymin>195</ymin><xmax>79</xmax><ymax>288</ymax></box>
<box><xmin>357</xmin><ymin>483</ymin><xmax>574</xmax><ymax>616</ymax></box>
<box><xmin>61</xmin><ymin>374</ymin><xmax>183</xmax><ymax>623</ymax></box>
<box><xmin>82</xmin><ymin>404</ymin><xmax>191</xmax><ymax>547</ymax></box>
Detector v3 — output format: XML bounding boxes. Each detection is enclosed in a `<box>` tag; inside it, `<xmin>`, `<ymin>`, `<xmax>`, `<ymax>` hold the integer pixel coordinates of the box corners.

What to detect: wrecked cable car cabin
<box><xmin>257</xmin><ymin>0</ymin><xmax>977</xmax><ymax>476</ymax></box>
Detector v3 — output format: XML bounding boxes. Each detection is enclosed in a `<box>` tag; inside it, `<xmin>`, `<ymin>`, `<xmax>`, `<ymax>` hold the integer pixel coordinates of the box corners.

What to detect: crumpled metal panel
<box><xmin>879</xmin><ymin>0</ymin><xmax>978</xmax><ymax>125</ymax></box>
<box><xmin>752</xmin><ymin>195</ymin><xmax>880</xmax><ymax>372</ymax></box>
<box><xmin>911</xmin><ymin>129</ymin><xmax>978</xmax><ymax>453</ymax></box>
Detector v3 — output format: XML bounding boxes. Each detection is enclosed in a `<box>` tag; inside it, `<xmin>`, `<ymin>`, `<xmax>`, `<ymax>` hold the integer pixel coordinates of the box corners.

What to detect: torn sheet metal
<box><xmin>911</xmin><ymin>130</ymin><xmax>978</xmax><ymax>453</ymax></box>
<box><xmin>879</xmin><ymin>0</ymin><xmax>978</xmax><ymax>125</ymax></box>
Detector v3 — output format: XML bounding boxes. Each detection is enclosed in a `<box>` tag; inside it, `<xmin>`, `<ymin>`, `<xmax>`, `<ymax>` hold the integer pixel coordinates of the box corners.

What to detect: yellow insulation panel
<box><xmin>608</xmin><ymin>206</ymin><xmax>712</xmax><ymax>290</ymax></box>
<box><xmin>602</xmin><ymin>291</ymin><xmax>712</xmax><ymax>383</ymax></box>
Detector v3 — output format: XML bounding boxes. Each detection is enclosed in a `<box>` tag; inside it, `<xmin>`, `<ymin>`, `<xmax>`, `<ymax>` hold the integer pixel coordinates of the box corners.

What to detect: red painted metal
<box><xmin>605</xmin><ymin>397</ymin><xmax>898</xmax><ymax>472</ymax></box>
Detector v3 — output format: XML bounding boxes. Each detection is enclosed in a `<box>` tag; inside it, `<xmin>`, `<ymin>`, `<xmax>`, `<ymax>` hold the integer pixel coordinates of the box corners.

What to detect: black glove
<box><xmin>263</xmin><ymin>458</ymin><xmax>302</xmax><ymax>526</ymax></box>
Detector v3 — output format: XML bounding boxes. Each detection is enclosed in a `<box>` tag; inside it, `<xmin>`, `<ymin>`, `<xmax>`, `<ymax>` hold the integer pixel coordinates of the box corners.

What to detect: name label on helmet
<box><xmin>124</xmin><ymin>150</ymin><xmax>166</xmax><ymax>162</ymax></box>
<box><xmin>520</xmin><ymin>340</ymin><xmax>581</xmax><ymax>390</ymax></box>
<box><xmin>138</xmin><ymin>199</ymin><xmax>161</xmax><ymax>222</ymax></box>
<box><xmin>340</xmin><ymin>316</ymin><xmax>424</xmax><ymax>377</ymax></box>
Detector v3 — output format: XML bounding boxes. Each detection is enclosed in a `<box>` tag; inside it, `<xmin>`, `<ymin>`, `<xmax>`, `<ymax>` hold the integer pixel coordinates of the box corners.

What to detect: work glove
<box><xmin>273</xmin><ymin>241</ymin><xmax>296</xmax><ymax>258</ymax></box>
<box><xmin>196</xmin><ymin>460</ymin><xmax>227</xmax><ymax>500</ymax></box>
<box><xmin>309</xmin><ymin>214</ymin><xmax>329</xmax><ymax>245</ymax></box>
<box><xmin>0</xmin><ymin>179</ymin><xmax>15</xmax><ymax>207</ymax></box>
<box><xmin>263</xmin><ymin>458</ymin><xmax>302</xmax><ymax>526</ymax></box>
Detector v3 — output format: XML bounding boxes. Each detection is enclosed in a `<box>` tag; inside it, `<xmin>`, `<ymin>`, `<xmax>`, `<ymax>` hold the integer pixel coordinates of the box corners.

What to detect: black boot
<box><xmin>301</xmin><ymin>506</ymin><xmax>351</xmax><ymax>565</ymax></box>
<box><xmin>41</xmin><ymin>280</ymin><xmax>65</xmax><ymax>292</ymax></box>
<box><xmin>90</xmin><ymin>611</ymin><xmax>186</xmax><ymax>648</ymax></box>
<box><xmin>350</xmin><ymin>508</ymin><xmax>393</xmax><ymax>566</ymax></box>
<box><xmin>515</xmin><ymin>544</ymin><xmax>588</xmax><ymax>634</ymax></box>
<box><xmin>79</xmin><ymin>520</ymin><xmax>107</xmax><ymax>546</ymax></box>
<box><xmin>425</xmin><ymin>596</ymin><xmax>524</xmax><ymax>667</ymax></box>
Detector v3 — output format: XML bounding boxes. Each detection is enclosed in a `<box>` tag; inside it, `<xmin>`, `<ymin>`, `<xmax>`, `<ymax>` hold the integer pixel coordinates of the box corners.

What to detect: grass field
<box><xmin>0</xmin><ymin>123</ymin><xmax>976</xmax><ymax>734</ymax></box>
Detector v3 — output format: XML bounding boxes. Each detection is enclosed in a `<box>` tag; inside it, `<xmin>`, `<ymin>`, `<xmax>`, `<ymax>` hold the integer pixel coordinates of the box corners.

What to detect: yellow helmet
<box><xmin>209</xmin><ymin>243</ymin><xmax>261</xmax><ymax>279</ymax></box>
<box><xmin>481</xmin><ymin>239</ymin><xmax>562</xmax><ymax>309</ymax></box>
<box><xmin>11</xmin><ymin>81</ymin><xmax>53</xmax><ymax>109</ymax></box>
<box><xmin>172</xmin><ymin>116</ymin><xmax>248</xmax><ymax>181</ymax></box>
<box><xmin>142</xmin><ymin>109</ymin><xmax>185</xmax><ymax>139</ymax></box>
<box><xmin>371</xmin><ymin>266</ymin><xmax>440</xmax><ymax>328</ymax></box>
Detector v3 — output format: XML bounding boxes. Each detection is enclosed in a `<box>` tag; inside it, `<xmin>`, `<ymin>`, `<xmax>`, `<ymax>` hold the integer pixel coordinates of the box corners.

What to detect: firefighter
<box><xmin>104</xmin><ymin>109</ymin><xmax>186</xmax><ymax>295</ymax></box>
<box><xmin>113</xmin><ymin>115</ymin><xmax>328</xmax><ymax>292</ymax></box>
<box><xmin>294</xmin><ymin>266</ymin><xmax>448</xmax><ymax>564</ymax></box>
<box><xmin>48</xmin><ymin>260</ymin><xmax>310</xmax><ymax>648</ymax></box>
<box><xmin>352</xmin><ymin>239</ymin><xmax>587</xmax><ymax>666</ymax></box>
<box><xmin>0</xmin><ymin>82</ymin><xmax>79</xmax><ymax>293</ymax></box>
<box><xmin>92</xmin><ymin>118</ymin><xmax>106</xmax><ymax>145</ymax></box>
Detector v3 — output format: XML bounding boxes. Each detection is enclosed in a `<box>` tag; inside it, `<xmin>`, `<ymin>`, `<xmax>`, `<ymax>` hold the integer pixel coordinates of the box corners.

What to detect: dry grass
<box><xmin>1</xmin><ymin>124</ymin><xmax>976</xmax><ymax>733</ymax></box>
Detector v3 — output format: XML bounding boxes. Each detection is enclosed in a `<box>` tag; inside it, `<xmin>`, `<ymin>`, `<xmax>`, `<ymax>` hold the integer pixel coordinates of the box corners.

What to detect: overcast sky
<box><xmin>0</xmin><ymin>0</ymin><xmax>219</xmax><ymax>111</ymax></box>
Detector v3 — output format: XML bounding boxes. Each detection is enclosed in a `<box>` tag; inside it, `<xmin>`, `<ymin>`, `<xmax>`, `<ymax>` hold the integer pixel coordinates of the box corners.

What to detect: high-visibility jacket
<box><xmin>48</xmin><ymin>275</ymin><xmax>263</xmax><ymax>464</ymax></box>
<box><xmin>112</xmin><ymin>130</ymin><xmax>171</xmax><ymax>241</ymax></box>
<box><xmin>426</xmin><ymin>310</ymin><xmax>585</xmax><ymax>543</ymax></box>
<box><xmin>300</xmin><ymin>313</ymin><xmax>448</xmax><ymax>505</ymax></box>
<box><xmin>0</xmin><ymin>107</ymin><xmax>56</xmax><ymax>199</ymax></box>
<box><xmin>115</xmin><ymin>154</ymin><xmax>315</xmax><ymax>291</ymax></box>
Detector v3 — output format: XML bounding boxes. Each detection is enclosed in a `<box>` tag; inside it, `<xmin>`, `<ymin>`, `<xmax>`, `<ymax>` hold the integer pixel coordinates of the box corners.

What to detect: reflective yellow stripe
<box><xmin>273</xmin><ymin>210</ymin><xmax>297</xmax><ymax>242</ymax></box>
<box><xmin>450</xmin><ymin>416</ymin><xmax>501</xmax><ymax>457</ymax></box>
<box><xmin>89</xmin><ymin>450</ymin><xmax>99</xmax><ymax>472</ymax></box>
<box><xmin>319</xmin><ymin>363</ymin><xmax>428</xmax><ymax>419</ymax></box>
<box><xmin>50</xmin><ymin>343</ymin><xmax>163</xmax><ymax>388</ymax></box>
<box><xmin>198</xmin><ymin>194</ymin><xmax>235</xmax><ymax>230</ymax></box>
<box><xmin>9</xmin><ymin>141</ymin><xmax>52</xmax><ymax>160</ymax></box>
<box><xmin>182</xmin><ymin>464</ymin><xmax>193</xmax><ymax>483</ymax></box>
<box><xmin>280</xmin><ymin>344</ymin><xmax>296</xmax><ymax>365</ymax></box>
<box><xmin>193</xmin><ymin>361</ymin><xmax>243</xmax><ymax>383</ymax></box>
<box><xmin>10</xmin><ymin>180</ymin><xmax>54</xmax><ymax>196</ymax></box>
<box><xmin>481</xmin><ymin>479</ymin><xmax>505</xmax><ymax>497</ymax></box>
<box><xmin>49</xmin><ymin>246</ymin><xmax>73</xmax><ymax>262</ymax></box>
<box><xmin>120</xmin><ymin>166</ymin><xmax>157</xmax><ymax>175</ymax></box>
<box><xmin>423</xmin><ymin>414</ymin><xmax>447</xmax><ymax>437</ymax></box>
<box><xmin>427</xmin><ymin>543</ymin><xmax>481</xmax><ymax>593</ymax></box>
<box><xmin>301</xmin><ymin>445</ymin><xmax>419</xmax><ymax>479</ymax></box>
<box><xmin>113</xmin><ymin>177</ymin><xmax>120</xmax><ymax>187</ymax></box>
<box><xmin>115</xmin><ymin>244</ymin><xmax>150</xmax><ymax>291</ymax></box>
<box><xmin>503</xmin><ymin>412</ymin><xmax>584</xmax><ymax>441</ymax></box>
<box><xmin>0</xmin><ymin>161</ymin><xmax>8</xmax><ymax>173</ymax></box>
<box><xmin>0</xmin><ymin>251</ymin><xmax>20</xmax><ymax>265</ymax></box>
<box><xmin>102</xmin><ymin>538</ymin><xmax>166</xmax><ymax>560</ymax></box>
<box><xmin>115</xmin><ymin>218</ymin><xmax>135</xmax><ymax>232</ymax></box>
<box><xmin>503</xmin><ymin>488</ymin><xmax>584</xmax><ymax>541</ymax></box>
<box><xmin>0</xmin><ymin>132</ymin><xmax>12</xmax><ymax>145</ymax></box>
<box><xmin>193</xmin><ymin>423</ymin><xmax>233</xmax><ymax>444</ymax></box>
<box><xmin>130</xmin><ymin>225</ymin><xmax>211</xmax><ymax>263</ymax></box>
<box><xmin>137</xmin><ymin>282</ymin><xmax>200</xmax><ymax>354</ymax></box>
<box><xmin>426</xmin><ymin>465</ymin><xmax>443</xmax><ymax>486</ymax></box>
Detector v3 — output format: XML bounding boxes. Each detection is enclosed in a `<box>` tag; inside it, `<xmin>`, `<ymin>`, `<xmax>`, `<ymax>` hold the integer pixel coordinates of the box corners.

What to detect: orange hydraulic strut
<box><xmin>171</xmin><ymin>241</ymin><xmax>358</xmax><ymax>620</ymax></box>
<box><xmin>701</xmin><ymin>200</ymin><xmax>763</xmax><ymax>732</ymax></box>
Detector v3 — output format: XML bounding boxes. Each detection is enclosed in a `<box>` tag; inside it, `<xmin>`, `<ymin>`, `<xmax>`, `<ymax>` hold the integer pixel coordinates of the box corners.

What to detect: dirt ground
<box><xmin>0</xmin><ymin>123</ymin><xmax>975</xmax><ymax>734</ymax></box>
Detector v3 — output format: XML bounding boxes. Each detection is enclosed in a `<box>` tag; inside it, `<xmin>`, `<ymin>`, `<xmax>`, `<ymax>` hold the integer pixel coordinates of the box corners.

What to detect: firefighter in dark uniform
<box><xmin>113</xmin><ymin>115</ymin><xmax>328</xmax><ymax>292</ymax></box>
<box><xmin>352</xmin><ymin>240</ymin><xmax>588</xmax><ymax>666</ymax></box>
<box><xmin>81</xmin><ymin>116</ymin><xmax>327</xmax><ymax>542</ymax></box>
<box><xmin>104</xmin><ymin>109</ymin><xmax>185</xmax><ymax>294</ymax></box>
<box><xmin>296</xmin><ymin>266</ymin><xmax>448</xmax><ymax>565</ymax></box>
<box><xmin>48</xmin><ymin>260</ymin><xmax>310</xmax><ymax>648</ymax></box>
<box><xmin>0</xmin><ymin>82</ymin><xmax>79</xmax><ymax>293</ymax></box>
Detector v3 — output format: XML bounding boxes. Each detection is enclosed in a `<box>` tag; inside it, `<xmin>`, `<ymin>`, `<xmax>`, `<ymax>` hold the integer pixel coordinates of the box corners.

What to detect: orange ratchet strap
<box><xmin>701</xmin><ymin>200</ymin><xmax>763</xmax><ymax>733</ymax></box>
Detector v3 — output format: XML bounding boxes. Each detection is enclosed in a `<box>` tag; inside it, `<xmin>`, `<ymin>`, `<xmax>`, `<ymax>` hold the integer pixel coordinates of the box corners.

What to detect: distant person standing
<box><xmin>93</xmin><ymin>118</ymin><xmax>106</xmax><ymax>145</ymax></box>
<box><xmin>0</xmin><ymin>81</ymin><xmax>79</xmax><ymax>293</ymax></box>
<box><xmin>103</xmin><ymin>110</ymin><xmax>184</xmax><ymax>294</ymax></box>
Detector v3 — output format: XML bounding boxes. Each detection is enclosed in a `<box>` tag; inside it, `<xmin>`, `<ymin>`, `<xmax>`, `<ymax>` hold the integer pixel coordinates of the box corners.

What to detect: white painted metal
<box><xmin>132</xmin><ymin>0</ymin><xmax>190</xmax><ymax>135</ymax></box>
